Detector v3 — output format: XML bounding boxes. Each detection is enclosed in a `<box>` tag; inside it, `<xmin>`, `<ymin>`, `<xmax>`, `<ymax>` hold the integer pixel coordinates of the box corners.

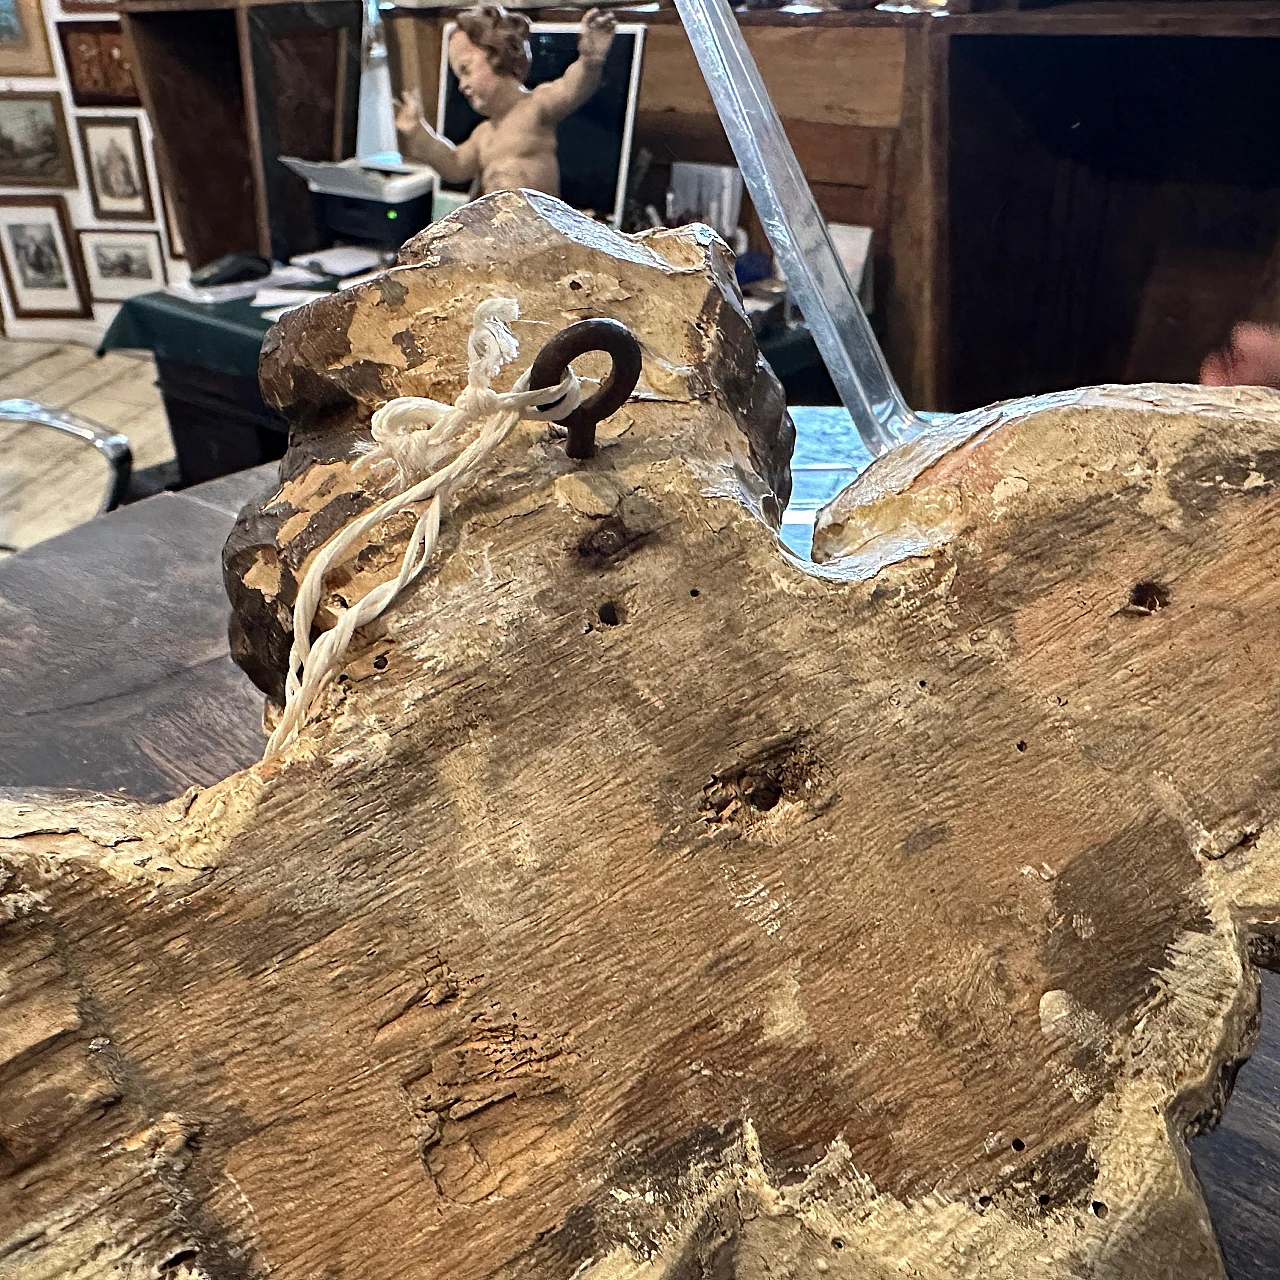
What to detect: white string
<box><xmin>263</xmin><ymin>298</ymin><xmax>584</xmax><ymax>760</ymax></box>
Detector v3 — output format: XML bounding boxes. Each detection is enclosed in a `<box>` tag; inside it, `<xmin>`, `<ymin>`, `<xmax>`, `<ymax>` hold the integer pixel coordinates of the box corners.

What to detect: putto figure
<box><xmin>395</xmin><ymin>4</ymin><xmax>617</xmax><ymax>199</ymax></box>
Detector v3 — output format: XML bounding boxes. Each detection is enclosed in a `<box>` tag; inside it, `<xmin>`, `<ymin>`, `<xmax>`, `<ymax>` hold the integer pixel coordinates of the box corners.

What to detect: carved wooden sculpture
<box><xmin>6</xmin><ymin>191</ymin><xmax>1280</xmax><ymax>1279</ymax></box>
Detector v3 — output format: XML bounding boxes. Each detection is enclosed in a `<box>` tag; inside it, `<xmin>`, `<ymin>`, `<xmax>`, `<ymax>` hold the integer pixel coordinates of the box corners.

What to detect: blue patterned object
<box><xmin>781</xmin><ymin>406</ymin><xmax>874</xmax><ymax>558</ymax></box>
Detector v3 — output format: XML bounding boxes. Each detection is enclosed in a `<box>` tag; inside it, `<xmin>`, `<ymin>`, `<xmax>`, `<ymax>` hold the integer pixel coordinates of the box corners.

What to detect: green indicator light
<box><xmin>387</xmin><ymin>209</ymin><xmax>398</xmax><ymax>219</ymax></box>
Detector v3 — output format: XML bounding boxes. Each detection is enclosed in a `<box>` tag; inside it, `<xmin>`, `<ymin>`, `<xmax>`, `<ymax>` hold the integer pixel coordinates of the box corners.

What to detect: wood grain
<box><xmin>636</xmin><ymin>24</ymin><xmax>906</xmax><ymax>130</ymax></box>
<box><xmin>633</xmin><ymin>114</ymin><xmax>892</xmax><ymax>190</ymax></box>
<box><xmin>124</xmin><ymin>9</ymin><xmax>260</xmax><ymax>268</ymax></box>
<box><xmin>6</xmin><ymin>193</ymin><xmax>1280</xmax><ymax>1279</ymax></box>
<box><xmin>947</xmin><ymin>35</ymin><xmax>1280</xmax><ymax>413</ymax></box>
<box><xmin>386</xmin><ymin>12</ymin><xmax>442</xmax><ymax>155</ymax></box>
<box><xmin>882</xmin><ymin>22</ymin><xmax>947</xmax><ymax>410</ymax></box>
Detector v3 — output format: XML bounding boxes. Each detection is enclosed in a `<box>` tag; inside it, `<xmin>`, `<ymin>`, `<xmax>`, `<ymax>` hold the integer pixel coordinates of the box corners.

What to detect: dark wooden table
<box><xmin>0</xmin><ymin>465</ymin><xmax>273</xmax><ymax>801</ymax></box>
<box><xmin>0</xmin><ymin>462</ymin><xmax>1276</xmax><ymax>1277</ymax></box>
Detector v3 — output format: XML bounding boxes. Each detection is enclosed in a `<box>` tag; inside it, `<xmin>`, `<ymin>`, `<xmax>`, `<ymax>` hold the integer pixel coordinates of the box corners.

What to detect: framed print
<box><xmin>58</xmin><ymin>21</ymin><xmax>142</xmax><ymax>108</ymax></box>
<box><xmin>77</xmin><ymin>116</ymin><xmax>154</xmax><ymax>222</ymax></box>
<box><xmin>0</xmin><ymin>196</ymin><xmax>90</xmax><ymax>319</ymax></box>
<box><xmin>77</xmin><ymin>228</ymin><xmax>165</xmax><ymax>301</ymax></box>
<box><xmin>0</xmin><ymin>0</ymin><xmax>54</xmax><ymax>77</ymax></box>
<box><xmin>0</xmin><ymin>92</ymin><xmax>76</xmax><ymax>188</ymax></box>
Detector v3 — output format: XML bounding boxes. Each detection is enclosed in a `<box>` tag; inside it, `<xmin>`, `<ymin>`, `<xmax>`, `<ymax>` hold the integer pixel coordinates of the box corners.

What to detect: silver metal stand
<box><xmin>673</xmin><ymin>0</ymin><xmax>926</xmax><ymax>456</ymax></box>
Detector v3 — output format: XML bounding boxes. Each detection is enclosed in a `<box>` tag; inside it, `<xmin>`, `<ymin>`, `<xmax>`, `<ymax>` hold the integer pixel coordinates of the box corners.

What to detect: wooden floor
<box><xmin>0</xmin><ymin>339</ymin><xmax>174</xmax><ymax>558</ymax></box>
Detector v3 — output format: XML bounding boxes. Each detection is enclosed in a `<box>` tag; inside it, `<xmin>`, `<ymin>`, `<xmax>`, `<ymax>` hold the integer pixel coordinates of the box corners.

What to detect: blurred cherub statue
<box><xmin>394</xmin><ymin>5</ymin><xmax>616</xmax><ymax>200</ymax></box>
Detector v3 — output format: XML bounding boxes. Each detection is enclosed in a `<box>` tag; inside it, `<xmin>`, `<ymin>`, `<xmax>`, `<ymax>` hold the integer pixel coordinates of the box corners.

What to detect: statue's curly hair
<box><xmin>454</xmin><ymin>5</ymin><xmax>533</xmax><ymax>81</ymax></box>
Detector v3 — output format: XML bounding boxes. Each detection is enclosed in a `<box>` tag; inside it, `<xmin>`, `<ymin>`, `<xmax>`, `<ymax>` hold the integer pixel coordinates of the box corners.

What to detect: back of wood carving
<box><xmin>4</xmin><ymin>190</ymin><xmax>1280</xmax><ymax>1280</ymax></box>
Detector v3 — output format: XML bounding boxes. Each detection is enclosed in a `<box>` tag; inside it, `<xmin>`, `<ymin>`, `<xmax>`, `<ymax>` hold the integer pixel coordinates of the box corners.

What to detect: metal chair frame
<box><xmin>0</xmin><ymin>398</ymin><xmax>133</xmax><ymax>514</ymax></box>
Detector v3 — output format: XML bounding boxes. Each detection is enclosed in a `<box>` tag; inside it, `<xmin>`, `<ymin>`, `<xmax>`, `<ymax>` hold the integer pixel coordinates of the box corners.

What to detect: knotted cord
<box><xmin>263</xmin><ymin>298</ymin><xmax>582</xmax><ymax>759</ymax></box>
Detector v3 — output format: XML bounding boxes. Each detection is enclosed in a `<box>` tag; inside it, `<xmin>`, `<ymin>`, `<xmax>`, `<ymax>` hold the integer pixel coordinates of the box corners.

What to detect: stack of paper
<box><xmin>287</xmin><ymin>245</ymin><xmax>386</xmax><ymax>279</ymax></box>
<box><xmin>252</xmin><ymin>288</ymin><xmax>331</xmax><ymax>311</ymax></box>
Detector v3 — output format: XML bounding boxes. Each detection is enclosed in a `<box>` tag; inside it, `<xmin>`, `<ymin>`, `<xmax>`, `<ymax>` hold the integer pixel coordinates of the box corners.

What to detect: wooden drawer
<box><xmin>636</xmin><ymin>25</ymin><xmax>906</xmax><ymax>130</ymax></box>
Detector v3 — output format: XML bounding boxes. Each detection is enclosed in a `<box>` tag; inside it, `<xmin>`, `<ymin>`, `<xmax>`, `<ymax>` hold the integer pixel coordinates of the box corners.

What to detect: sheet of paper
<box><xmin>826</xmin><ymin>224</ymin><xmax>870</xmax><ymax>282</ymax></box>
<box><xmin>264</xmin><ymin>264</ymin><xmax>326</xmax><ymax>287</ymax></box>
<box><xmin>288</xmin><ymin>245</ymin><xmax>385</xmax><ymax>278</ymax></box>
<box><xmin>252</xmin><ymin>288</ymin><xmax>331</xmax><ymax>310</ymax></box>
<box><xmin>826</xmin><ymin>223</ymin><xmax>874</xmax><ymax>312</ymax></box>
<box><xmin>279</xmin><ymin>157</ymin><xmax>387</xmax><ymax>199</ymax></box>
<box><xmin>360</xmin><ymin>152</ymin><xmax>418</xmax><ymax>175</ymax></box>
<box><xmin>166</xmin><ymin>279</ymin><xmax>263</xmax><ymax>305</ymax></box>
<box><xmin>337</xmin><ymin>269</ymin><xmax>385</xmax><ymax>291</ymax></box>
<box><xmin>259</xmin><ymin>302</ymin><xmax>316</xmax><ymax>322</ymax></box>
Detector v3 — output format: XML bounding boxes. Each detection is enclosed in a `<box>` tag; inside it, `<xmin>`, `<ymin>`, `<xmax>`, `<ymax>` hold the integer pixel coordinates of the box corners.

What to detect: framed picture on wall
<box><xmin>0</xmin><ymin>0</ymin><xmax>55</xmax><ymax>77</ymax></box>
<box><xmin>0</xmin><ymin>92</ymin><xmax>76</xmax><ymax>188</ymax></box>
<box><xmin>58</xmin><ymin>21</ymin><xmax>142</xmax><ymax>108</ymax></box>
<box><xmin>0</xmin><ymin>196</ymin><xmax>90</xmax><ymax>319</ymax></box>
<box><xmin>77</xmin><ymin>116</ymin><xmax>154</xmax><ymax>222</ymax></box>
<box><xmin>77</xmin><ymin>229</ymin><xmax>165</xmax><ymax>301</ymax></box>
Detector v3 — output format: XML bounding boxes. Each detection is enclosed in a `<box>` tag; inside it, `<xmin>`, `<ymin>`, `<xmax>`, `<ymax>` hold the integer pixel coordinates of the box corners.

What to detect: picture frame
<box><xmin>0</xmin><ymin>195</ymin><xmax>90</xmax><ymax>320</ymax></box>
<box><xmin>77</xmin><ymin>116</ymin><xmax>154</xmax><ymax>222</ymax></box>
<box><xmin>436</xmin><ymin>21</ymin><xmax>645</xmax><ymax>229</ymax></box>
<box><xmin>0</xmin><ymin>0</ymin><xmax>55</xmax><ymax>77</ymax></box>
<box><xmin>77</xmin><ymin>228</ymin><xmax>165</xmax><ymax>301</ymax></box>
<box><xmin>58</xmin><ymin>20</ymin><xmax>142</xmax><ymax>109</ymax></box>
<box><xmin>0</xmin><ymin>92</ymin><xmax>76</xmax><ymax>189</ymax></box>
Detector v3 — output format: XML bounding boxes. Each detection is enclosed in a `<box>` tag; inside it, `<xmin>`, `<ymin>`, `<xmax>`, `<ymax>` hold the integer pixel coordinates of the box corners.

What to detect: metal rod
<box><xmin>672</xmin><ymin>0</ymin><xmax>924</xmax><ymax>456</ymax></box>
<box><xmin>0</xmin><ymin>398</ymin><xmax>133</xmax><ymax>511</ymax></box>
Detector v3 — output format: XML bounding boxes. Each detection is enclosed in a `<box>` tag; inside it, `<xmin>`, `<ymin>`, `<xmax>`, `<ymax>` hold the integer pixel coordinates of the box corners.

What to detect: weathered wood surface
<box><xmin>2</xmin><ymin>435</ymin><xmax>1278</xmax><ymax>1280</ymax></box>
<box><xmin>0</xmin><ymin>468</ymin><xmax>273</xmax><ymax>803</ymax></box>
<box><xmin>6</xmin><ymin>192</ymin><xmax>1280</xmax><ymax>1279</ymax></box>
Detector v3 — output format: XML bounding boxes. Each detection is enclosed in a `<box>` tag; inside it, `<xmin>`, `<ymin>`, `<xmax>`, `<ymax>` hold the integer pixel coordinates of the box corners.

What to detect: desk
<box><xmin>100</xmin><ymin>291</ymin><xmax>287</xmax><ymax>486</ymax></box>
<box><xmin>0</xmin><ymin>465</ymin><xmax>272</xmax><ymax>800</ymax></box>
<box><xmin>99</xmin><ymin>286</ymin><xmax>833</xmax><ymax>486</ymax></box>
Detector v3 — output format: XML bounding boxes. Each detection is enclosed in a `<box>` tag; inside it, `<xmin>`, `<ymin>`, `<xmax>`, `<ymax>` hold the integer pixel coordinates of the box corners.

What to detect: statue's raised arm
<box><xmin>534</xmin><ymin>8</ymin><xmax>617</xmax><ymax>125</ymax></box>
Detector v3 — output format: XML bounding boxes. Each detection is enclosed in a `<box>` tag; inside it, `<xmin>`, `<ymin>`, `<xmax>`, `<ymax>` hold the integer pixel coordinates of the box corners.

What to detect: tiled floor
<box><xmin>0</xmin><ymin>339</ymin><xmax>174</xmax><ymax>557</ymax></box>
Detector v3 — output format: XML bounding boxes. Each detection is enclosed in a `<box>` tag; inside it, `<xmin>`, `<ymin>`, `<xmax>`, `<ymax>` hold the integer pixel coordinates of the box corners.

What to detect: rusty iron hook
<box><xmin>528</xmin><ymin>318</ymin><xmax>643</xmax><ymax>460</ymax></box>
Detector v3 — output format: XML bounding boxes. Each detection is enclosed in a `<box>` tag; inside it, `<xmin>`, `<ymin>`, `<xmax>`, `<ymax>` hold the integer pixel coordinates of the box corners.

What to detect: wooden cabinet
<box><xmin>120</xmin><ymin>0</ymin><xmax>362</xmax><ymax>267</ymax></box>
<box><xmin>131</xmin><ymin>0</ymin><xmax>1280</xmax><ymax>410</ymax></box>
<box><xmin>946</xmin><ymin>25</ymin><xmax>1280</xmax><ymax>410</ymax></box>
<box><xmin>388</xmin><ymin>3</ymin><xmax>1280</xmax><ymax>412</ymax></box>
<box><xmin>631</xmin><ymin>23</ymin><xmax>904</xmax><ymax>233</ymax></box>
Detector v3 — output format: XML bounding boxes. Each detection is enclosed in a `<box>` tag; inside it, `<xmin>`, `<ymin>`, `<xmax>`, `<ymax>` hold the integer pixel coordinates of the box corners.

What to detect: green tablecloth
<box><xmin>98</xmin><ymin>290</ymin><xmax>281</xmax><ymax>380</ymax></box>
